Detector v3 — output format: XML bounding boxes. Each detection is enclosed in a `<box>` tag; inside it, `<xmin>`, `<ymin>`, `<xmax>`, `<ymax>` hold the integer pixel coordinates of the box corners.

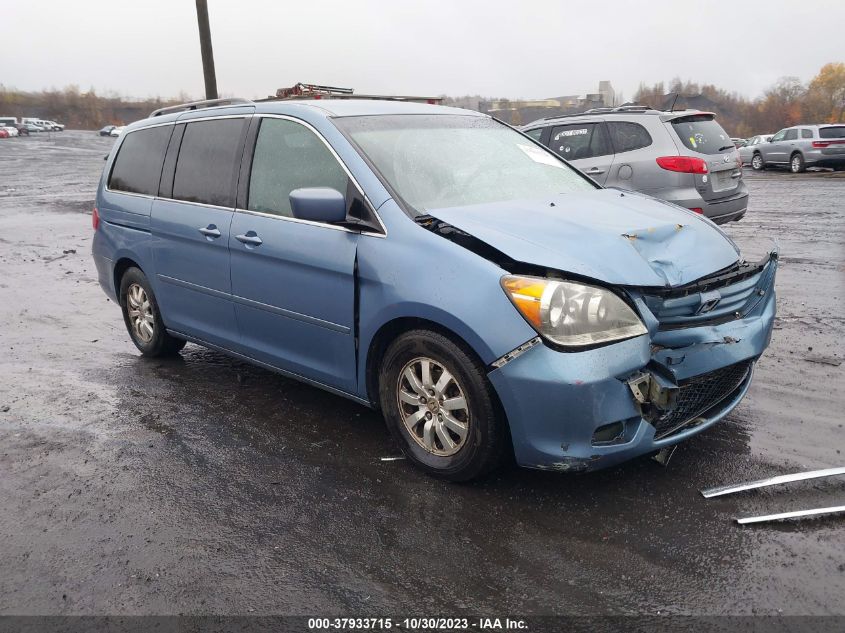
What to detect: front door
<box><xmin>229</xmin><ymin>116</ymin><xmax>359</xmax><ymax>392</ymax></box>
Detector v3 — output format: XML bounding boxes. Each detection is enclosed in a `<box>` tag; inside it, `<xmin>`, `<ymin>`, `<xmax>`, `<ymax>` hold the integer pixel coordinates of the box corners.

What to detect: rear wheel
<box><xmin>119</xmin><ymin>267</ymin><xmax>186</xmax><ymax>357</ymax></box>
<box><xmin>378</xmin><ymin>329</ymin><xmax>508</xmax><ymax>481</ymax></box>
<box><xmin>790</xmin><ymin>153</ymin><xmax>806</xmax><ymax>173</ymax></box>
<box><xmin>751</xmin><ymin>153</ymin><xmax>764</xmax><ymax>171</ymax></box>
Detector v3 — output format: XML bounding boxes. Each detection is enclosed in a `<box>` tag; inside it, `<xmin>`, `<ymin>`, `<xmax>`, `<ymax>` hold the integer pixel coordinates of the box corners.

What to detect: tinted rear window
<box><xmin>109</xmin><ymin>126</ymin><xmax>172</xmax><ymax>196</ymax></box>
<box><xmin>606</xmin><ymin>122</ymin><xmax>652</xmax><ymax>153</ymax></box>
<box><xmin>670</xmin><ymin>116</ymin><xmax>733</xmax><ymax>154</ymax></box>
<box><xmin>172</xmin><ymin>118</ymin><xmax>245</xmax><ymax>207</ymax></box>
<box><xmin>820</xmin><ymin>127</ymin><xmax>845</xmax><ymax>139</ymax></box>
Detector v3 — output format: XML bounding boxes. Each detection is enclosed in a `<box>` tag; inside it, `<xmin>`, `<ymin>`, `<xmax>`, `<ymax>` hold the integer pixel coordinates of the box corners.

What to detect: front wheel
<box><xmin>751</xmin><ymin>153</ymin><xmax>764</xmax><ymax>171</ymax></box>
<box><xmin>119</xmin><ymin>267</ymin><xmax>186</xmax><ymax>357</ymax></box>
<box><xmin>378</xmin><ymin>330</ymin><xmax>509</xmax><ymax>481</ymax></box>
<box><xmin>790</xmin><ymin>153</ymin><xmax>806</xmax><ymax>173</ymax></box>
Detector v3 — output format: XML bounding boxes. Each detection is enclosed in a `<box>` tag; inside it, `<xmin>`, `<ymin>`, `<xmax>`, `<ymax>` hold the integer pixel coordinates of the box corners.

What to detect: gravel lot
<box><xmin>0</xmin><ymin>131</ymin><xmax>843</xmax><ymax>617</ymax></box>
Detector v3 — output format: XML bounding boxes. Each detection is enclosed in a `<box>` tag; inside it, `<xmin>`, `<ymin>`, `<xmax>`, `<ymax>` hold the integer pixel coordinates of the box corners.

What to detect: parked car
<box><xmin>739</xmin><ymin>134</ymin><xmax>773</xmax><ymax>165</ymax></box>
<box><xmin>109</xmin><ymin>126</ymin><xmax>125</xmax><ymax>137</ymax></box>
<box><xmin>0</xmin><ymin>129</ymin><xmax>8</xmax><ymax>139</ymax></box>
<box><xmin>14</xmin><ymin>123</ymin><xmax>30</xmax><ymax>136</ymax></box>
<box><xmin>39</xmin><ymin>120</ymin><xmax>65</xmax><ymax>131</ymax></box>
<box><xmin>99</xmin><ymin>125</ymin><xmax>117</xmax><ymax>136</ymax></box>
<box><xmin>731</xmin><ymin>137</ymin><xmax>747</xmax><ymax>148</ymax></box>
<box><xmin>1</xmin><ymin>125</ymin><xmax>19</xmax><ymax>137</ymax></box>
<box><xmin>521</xmin><ymin>106</ymin><xmax>747</xmax><ymax>224</ymax></box>
<box><xmin>22</xmin><ymin>123</ymin><xmax>44</xmax><ymax>133</ymax></box>
<box><xmin>92</xmin><ymin>99</ymin><xmax>777</xmax><ymax>480</ymax></box>
<box><xmin>750</xmin><ymin>125</ymin><xmax>845</xmax><ymax>172</ymax></box>
<box><xmin>0</xmin><ymin>116</ymin><xmax>18</xmax><ymax>127</ymax></box>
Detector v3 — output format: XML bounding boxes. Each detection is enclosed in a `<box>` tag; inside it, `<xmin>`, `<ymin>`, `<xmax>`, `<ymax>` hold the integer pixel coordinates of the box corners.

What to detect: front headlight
<box><xmin>501</xmin><ymin>275</ymin><xmax>647</xmax><ymax>347</ymax></box>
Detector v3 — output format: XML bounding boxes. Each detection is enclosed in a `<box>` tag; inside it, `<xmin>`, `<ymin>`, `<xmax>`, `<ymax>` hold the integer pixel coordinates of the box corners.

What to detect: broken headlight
<box><xmin>501</xmin><ymin>275</ymin><xmax>647</xmax><ymax>347</ymax></box>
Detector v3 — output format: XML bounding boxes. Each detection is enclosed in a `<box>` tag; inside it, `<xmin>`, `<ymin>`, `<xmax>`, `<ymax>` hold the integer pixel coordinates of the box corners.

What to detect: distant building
<box><xmin>598</xmin><ymin>81</ymin><xmax>616</xmax><ymax>108</ymax></box>
<box><xmin>477</xmin><ymin>80</ymin><xmax>617</xmax><ymax>125</ymax></box>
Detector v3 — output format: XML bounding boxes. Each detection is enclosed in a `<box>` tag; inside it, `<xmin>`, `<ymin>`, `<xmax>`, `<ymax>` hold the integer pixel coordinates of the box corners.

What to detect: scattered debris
<box><xmin>380</xmin><ymin>456</ymin><xmax>406</xmax><ymax>462</ymax></box>
<box><xmin>651</xmin><ymin>446</ymin><xmax>677</xmax><ymax>467</ymax></box>
<box><xmin>737</xmin><ymin>505</ymin><xmax>845</xmax><ymax>525</ymax></box>
<box><xmin>803</xmin><ymin>355</ymin><xmax>841</xmax><ymax>367</ymax></box>
<box><xmin>0</xmin><ymin>405</ymin><xmax>9</xmax><ymax>412</ymax></box>
<box><xmin>62</xmin><ymin>249</ymin><xmax>76</xmax><ymax>254</ymax></box>
<box><xmin>701</xmin><ymin>466</ymin><xmax>845</xmax><ymax>498</ymax></box>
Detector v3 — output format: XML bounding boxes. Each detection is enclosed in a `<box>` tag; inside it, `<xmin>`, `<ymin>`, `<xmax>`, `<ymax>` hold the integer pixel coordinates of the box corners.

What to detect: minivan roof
<box><xmin>261</xmin><ymin>99</ymin><xmax>481</xmax><ymax>118</ymax></box>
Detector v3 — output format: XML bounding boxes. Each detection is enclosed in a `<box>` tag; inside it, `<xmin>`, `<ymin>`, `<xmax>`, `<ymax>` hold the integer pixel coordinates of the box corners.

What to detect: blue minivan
<box><xmin>92</xmin><ymin>98</ymin><xmax>777</xmax><ymax>480</ymax></box>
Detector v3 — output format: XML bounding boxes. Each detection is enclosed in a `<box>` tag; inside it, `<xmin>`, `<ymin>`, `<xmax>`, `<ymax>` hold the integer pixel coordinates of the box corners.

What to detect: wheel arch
<box><xmin>364</xmin><ymin>317</ymin><xmax>491</xmax><ymax>411</ymax></box>
<box><xmin>113</xmin><ymin>257</ymin><xmax>143</xmax><ymax>298</ymax></box>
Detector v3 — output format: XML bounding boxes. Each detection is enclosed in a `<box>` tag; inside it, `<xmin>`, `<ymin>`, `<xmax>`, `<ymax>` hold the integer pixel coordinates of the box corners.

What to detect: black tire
<box><xmin>119</xmin><ymin>267</ymin><xmax>186</xmax><ymax>357</ymax></box>
<box><xmin>790</xmin><ymin>153</ymin><xmax>806</xmax><ymax>173</ymax></box>
<box><xmin>751</xmin><ymin>153</ymin><xmax>765</xmax><ymax>171</ymax></box>
<box><xmin>378</xmin><ymin>329</ymin><xmax>508</xmax><ymax>481</ymax></box>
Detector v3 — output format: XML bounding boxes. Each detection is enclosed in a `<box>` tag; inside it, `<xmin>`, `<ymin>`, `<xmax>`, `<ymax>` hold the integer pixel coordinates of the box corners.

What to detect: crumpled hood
<box><xmin>427</xmin><ymin>189</ymin><xmax>740</xmax><ymax>287</ymax></box>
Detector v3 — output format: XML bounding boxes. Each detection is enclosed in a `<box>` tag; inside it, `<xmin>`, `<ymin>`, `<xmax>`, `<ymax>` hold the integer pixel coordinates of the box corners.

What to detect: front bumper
<box><xmin>489</xmin><ymin>257</ymin><xmax>777</xmax><ymax>472</ymax></box>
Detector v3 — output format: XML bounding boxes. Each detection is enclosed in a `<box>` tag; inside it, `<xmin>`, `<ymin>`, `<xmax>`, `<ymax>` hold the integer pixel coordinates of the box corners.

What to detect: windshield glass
<box><xmin>671</xmin><ymin>115</ymin><xmax>734</xmax><ymax>154</ymax></box>
<box><xmin>335</xmin><ymin>115</ymin><xmax>595</xmax><ymax>213</ymax></box>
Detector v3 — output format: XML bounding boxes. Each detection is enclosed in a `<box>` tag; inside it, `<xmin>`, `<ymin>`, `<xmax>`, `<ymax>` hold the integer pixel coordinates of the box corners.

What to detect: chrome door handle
<box><xmin>235</xmin><ymin>232</ymin><xmax>263</xmax><ymax>246</ymax></box>
<box><xmin>586</xmin><ymin>167</ymin><xmax>606</xmax><ymax>175</ymax></box>
<box><xmin>199</xmin><ymin>225</ymin><xmax>221</xmax><ymax>238</ymax></box>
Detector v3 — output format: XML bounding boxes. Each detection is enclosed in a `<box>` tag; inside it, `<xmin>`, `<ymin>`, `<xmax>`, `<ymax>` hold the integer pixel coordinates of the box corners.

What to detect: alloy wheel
<box><xmin>126</xmin><ymin>283</ymin><xmax>155</xmax><ymax>343</ymax></box>
<box><xmin>752</xmin><ymin>154</ymin><xmax>762</xmax><ymax>170</ymax></box>
<box><xmin>397</xmin><ymin>357</ymin><xmax>470</xmax><ymax>456</ymax></box>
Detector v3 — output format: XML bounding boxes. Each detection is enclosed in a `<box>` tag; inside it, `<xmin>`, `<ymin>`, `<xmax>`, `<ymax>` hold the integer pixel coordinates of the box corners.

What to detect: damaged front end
<box><xmin>486</xmin><ymin>250</ymin><xmax>778</xmax><ymax>472</ymax></box>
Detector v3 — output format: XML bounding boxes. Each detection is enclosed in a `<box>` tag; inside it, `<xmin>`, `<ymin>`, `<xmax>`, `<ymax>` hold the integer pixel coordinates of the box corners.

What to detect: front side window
<box><xmin>248</xmin><ymin>118</ymin><xmax>348</xmax><ymax>217</ymax></box>
<box><xmin>784</xmin><ymin>129</ymin><xmax>798</xmax><ymax>141</ymax></box>
<box><xmin>109</xmin><ymin>125</ymin><xmax>172</xmax><ymax>196</ymax></box>
<box><xmin>606</xmin><ymin>121</ymin><xmax>652</xmax><ymax>153</ymax></box>
<box><xmin>172</xmin><ymin>118</ymin><xmax>245</xmax><ymax>207</ymax></box>
<box><xmin>524</xmin><ymin>128</ymin><xmax>543</xmax><ymax>141</ymax></box>
<box><xmin>771</xmin><ymin>130</ymin><xmax>786</xmax><ymax>142</ymax></box>
<box><xmin>335</xmin><ymin>115</ymin><xmax>595</xmax><ymax>214</ymax></box>
<box><xmin>549</xmin><ymin>123</ymin><xmax>612</xmax><ymax>160</ymax></box>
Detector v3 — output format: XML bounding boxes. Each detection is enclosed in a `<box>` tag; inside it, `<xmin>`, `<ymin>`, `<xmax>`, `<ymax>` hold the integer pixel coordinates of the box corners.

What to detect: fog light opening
<box><xmin>592</xmin><ymin>421</ymin><xmax>625</xmax><ymax>445</ymax></box>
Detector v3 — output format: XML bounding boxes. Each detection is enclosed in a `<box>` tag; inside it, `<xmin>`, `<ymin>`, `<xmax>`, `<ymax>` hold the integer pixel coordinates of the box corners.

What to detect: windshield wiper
<box><xmin>717</xmin><ymin>145</ymin><xmax>734</xmax><ymax>151</ymax></box>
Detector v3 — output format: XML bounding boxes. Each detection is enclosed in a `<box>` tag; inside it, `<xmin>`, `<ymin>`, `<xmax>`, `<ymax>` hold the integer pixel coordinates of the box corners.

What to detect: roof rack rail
<box><xmin>531</xmin><ymin>103</ymin><xmax>660</xmax><ymax>123</ymax></box>
<box><xmin>150</xmin><ymin>97</ymin><xmax>253</xmax><ymax>118</ymax></box>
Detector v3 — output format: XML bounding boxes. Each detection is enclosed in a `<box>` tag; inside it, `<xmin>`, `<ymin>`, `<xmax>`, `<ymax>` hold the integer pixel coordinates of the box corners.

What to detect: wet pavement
<box><xmin>0</xmin><ymin>131</ymin><xmax>843</xmax><ymax>616</ymax></box>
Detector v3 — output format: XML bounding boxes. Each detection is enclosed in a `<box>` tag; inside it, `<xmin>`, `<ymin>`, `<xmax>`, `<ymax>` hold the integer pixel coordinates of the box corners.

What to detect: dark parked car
<box><xmin>99</xmin><ymin>125</ymin><xmax>117</xmax><ymax>136</ymax></box>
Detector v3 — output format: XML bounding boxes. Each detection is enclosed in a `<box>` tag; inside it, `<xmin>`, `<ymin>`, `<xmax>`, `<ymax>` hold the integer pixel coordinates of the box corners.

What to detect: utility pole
<box><xmin>195</xmin><ymin>0</ymin><xmax>218</xmax><ymax>100</ymax></box>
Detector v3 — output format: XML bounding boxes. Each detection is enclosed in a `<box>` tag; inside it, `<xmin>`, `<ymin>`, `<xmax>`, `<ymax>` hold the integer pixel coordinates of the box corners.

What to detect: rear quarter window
<box><xmin>820</xmin><ymin>127</ymin><xmax>845</xmax><ymax>139</ymax></box>
<box><xmin>606</xmin><ymin>121</ymin><xmax>652</xmax><ymax>153</ymax></box>
<box><xmin>670</xmin><ymin>116</ymin><xmax>733</xmax><ymax>154</ymax></box>
<box><xmin>109</xmin><ymin>126</ymin><xmax>173</xmax><ymax>196</ymax></box>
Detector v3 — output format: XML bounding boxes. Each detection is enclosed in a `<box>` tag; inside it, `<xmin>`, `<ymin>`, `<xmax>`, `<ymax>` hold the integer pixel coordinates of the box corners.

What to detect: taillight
<box><xmin>689</xmin><ymin>208</ymin><xmax>704</xmax><ymax>214</ymax></box>
<box><xmin>92</xmin><ymin>206</ymin><xmax>100</xmax><ymax>230</ymax></box>
<box><xmin>812</xmin><ymin>140</ymin><xmax>845</xmax><ymax>148</ymax></box>
<box><xmin>656</xmin><ymin>156</ymin><xmax>709</xmax><ymax>174</ymax></box>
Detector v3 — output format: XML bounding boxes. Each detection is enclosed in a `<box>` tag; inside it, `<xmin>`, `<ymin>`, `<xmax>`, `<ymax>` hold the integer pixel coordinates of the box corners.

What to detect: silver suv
<box><xmin>749</xmin><ymin>124</ymin><xmax>845</xmax><ymax>173</ymax></box>
<box><xmin>522</xmin><ymin>107</ymin><xmax>747</xmax><ymax>224</ymax></box>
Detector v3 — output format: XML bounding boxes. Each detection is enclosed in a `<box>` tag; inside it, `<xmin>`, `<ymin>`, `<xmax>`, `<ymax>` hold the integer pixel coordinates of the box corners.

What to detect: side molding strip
<box><xmin>737</xmin><ymin>505</ymin><xmax>845</xmax><ymax>525</ymax></box>
<box><xmin>701</xmin><ymin>466</ymin><xmax>845</xmax><ymax>498</ymax></box>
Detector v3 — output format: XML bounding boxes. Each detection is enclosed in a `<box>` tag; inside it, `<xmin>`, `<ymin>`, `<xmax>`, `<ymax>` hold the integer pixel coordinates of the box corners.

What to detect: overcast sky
<box><xmin>2</xmin><ymin>0</ymin><xmax>843</xmax><ymax>102</ymax></box>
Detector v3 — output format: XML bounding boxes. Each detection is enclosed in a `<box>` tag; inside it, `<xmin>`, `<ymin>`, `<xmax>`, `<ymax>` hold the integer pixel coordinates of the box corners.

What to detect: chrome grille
<box><xmin>643</xmin><ymin>269</ymin><xmax>764</xmax><ymax>328</ymax></box>
<box><xmin>652</xmin><ymin>361</ymin><xmax>752</xmax><ymax>439</ymax></box>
